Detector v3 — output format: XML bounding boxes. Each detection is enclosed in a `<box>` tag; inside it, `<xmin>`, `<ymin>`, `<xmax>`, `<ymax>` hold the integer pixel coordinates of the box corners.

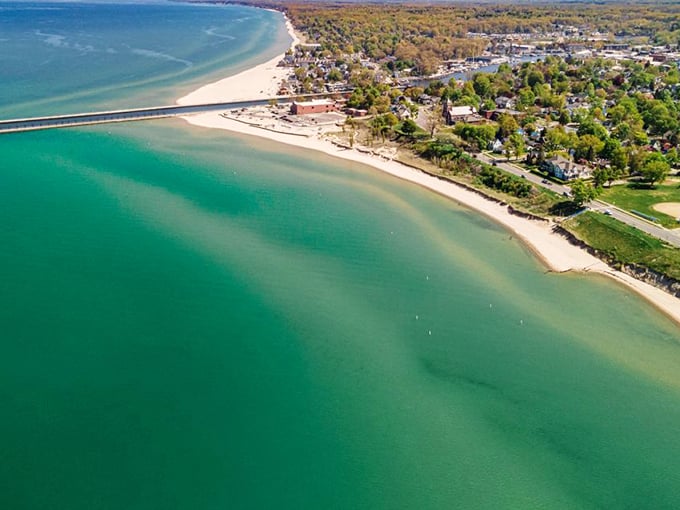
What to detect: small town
<box><xmin>221</xmin><ymin>3</ymin><xmax>680</xmax><ymax>291</ymax></box>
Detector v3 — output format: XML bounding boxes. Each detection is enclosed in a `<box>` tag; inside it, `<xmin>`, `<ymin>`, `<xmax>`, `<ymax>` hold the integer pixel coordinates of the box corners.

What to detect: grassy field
<box><xmin>564</xmin><ymin>211</ymin><xmax>680</xmax><ymax>280</ymax></box>
<box><xmin>599</xmin><ymin>180</ymin><xmax>680</xmax><ymax>228</ymax></box>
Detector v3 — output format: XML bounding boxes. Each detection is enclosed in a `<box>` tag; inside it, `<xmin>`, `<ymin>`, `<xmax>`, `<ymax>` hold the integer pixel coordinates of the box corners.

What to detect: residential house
<box><xmin>394</xmin><ymin>104</ymin><xmax>412</xmax><ymax>120</ymax></box>
<box><xmin>540</xmin><ymin>155</ymin><xmax>592</xmax><ymax>181</ymax></box>
<box><xmin>488</xmin><ymin>139</ymin><xmax>504</xmax><ymax>153</ymax></box>
<box><xmin>442</xmin><ymin>99</ymin><xmax>478</xmax><ymax>125</ymax></box>
<box><xmin>495</xmin><ymin>96</ymin><xmax>515</xmax><ymax>109</ymax></box>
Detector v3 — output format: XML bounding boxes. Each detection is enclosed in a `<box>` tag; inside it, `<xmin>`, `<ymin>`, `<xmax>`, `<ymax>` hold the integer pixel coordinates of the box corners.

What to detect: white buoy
<box><xmin>428</xmin><ymin>330</ymin><xmax>432</xmax><ymax>335</ymax></box>
<box><xmin>415</xmin><ymin>315</ymin><xmax>419</xmax><ymax>320</ymax></box>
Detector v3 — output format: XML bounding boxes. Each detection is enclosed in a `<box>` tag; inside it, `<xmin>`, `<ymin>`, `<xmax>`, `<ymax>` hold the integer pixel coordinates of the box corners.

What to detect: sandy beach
<box><xmin>177</xmin><ymin>13</ymin><xmax>680</xmax><ymax>325</ymax></box>
<box><xmin>177</xmin><ymin>16</ymin><xmax>299</xmax><ymax>105</ymax></box>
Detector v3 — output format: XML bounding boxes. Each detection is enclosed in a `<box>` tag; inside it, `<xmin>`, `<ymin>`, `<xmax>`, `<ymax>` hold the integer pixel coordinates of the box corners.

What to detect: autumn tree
<box><xmin>426</xmin><ymin>108</ymin><xmax>442</xmax><ymax>138</ymax></box>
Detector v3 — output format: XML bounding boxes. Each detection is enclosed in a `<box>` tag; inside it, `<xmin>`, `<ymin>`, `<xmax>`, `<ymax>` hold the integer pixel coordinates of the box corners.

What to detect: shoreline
<box><xmin>176</xmin><ymin>12</ymin><xmax>680</xmax><ymax>326</ymax></box>
<box><xmin>177</xmin><ymin>15</ymin><xmax>299</xmax><ymax>105</ymax></box>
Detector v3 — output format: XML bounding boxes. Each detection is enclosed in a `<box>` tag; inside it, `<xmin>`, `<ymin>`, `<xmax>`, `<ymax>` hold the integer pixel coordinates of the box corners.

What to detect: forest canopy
<box><xmin>205</xmin><ymin>2</ymin><xmax>680</xmax><ymax>74</ymax></box>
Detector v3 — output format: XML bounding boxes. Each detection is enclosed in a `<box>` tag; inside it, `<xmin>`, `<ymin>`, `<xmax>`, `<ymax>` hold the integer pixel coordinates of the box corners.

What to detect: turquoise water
<box><xmin>1</xmin><ymin>3</ymin><xmax>680</xmax><ymax>509</ymax></box>
<box><xmin>0</xmin><ymin>1</ymin><xmax>289</xmax><ymax>117</ymax></box>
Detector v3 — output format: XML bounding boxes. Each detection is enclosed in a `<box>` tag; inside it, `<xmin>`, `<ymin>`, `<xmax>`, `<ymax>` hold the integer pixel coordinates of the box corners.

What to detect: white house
<box><xmin>541</xmin><ymin>155</ymin><xmax>592</xmax><ymax>181</ymax></box>
<box><xmin>495</xmin><ymin>96</ymin><xmax>515</xmax><ymax>109</ymax></box>
<box><xmin>488</xmin><ymin>139</ymin><xmax>504</xmax><ymax>153</ymax></box>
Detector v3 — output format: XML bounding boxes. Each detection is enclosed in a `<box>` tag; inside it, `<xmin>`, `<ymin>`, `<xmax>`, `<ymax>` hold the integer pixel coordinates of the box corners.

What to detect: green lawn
<box><xmin>564</xmin><ymin>211</ymin><xmax>680</xmax><ymax>280</ymax></box>
<box><xmin>599</xmin><ymin>180</ymin><xmax>680</xmax><ymax>228</ymax></box>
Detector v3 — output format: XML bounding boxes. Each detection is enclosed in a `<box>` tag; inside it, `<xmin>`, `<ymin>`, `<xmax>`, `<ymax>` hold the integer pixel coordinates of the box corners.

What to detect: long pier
<box><xmin>0</xmin><ymin>96</ymin><xmax>308</xmax><ymax>134</ymax></box>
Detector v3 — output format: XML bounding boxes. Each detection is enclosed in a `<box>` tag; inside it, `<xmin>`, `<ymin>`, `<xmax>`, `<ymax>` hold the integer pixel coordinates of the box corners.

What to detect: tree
<box><xmin>373</xmin><ymin>94</ymin><xmax>391</xmax><ymax>114</ymax></box>
<box><xmin>497</xmin><ymin>113</ymin><xmax>519</xmax><ymax>139</ymax></box>
<box><xmin>527</xmin><ymin>69</ymin><xmax>545</xmax><ymax>88</ymax></box>
<box><xmin>558</xmin><ymin>109</ymin><xmax>571</xmax><ymax>125</ymax></box>
<box><xmin>472</xmin><ymin>73</ymin><xmax>493</xmax><ymax>98</ymax></box>
<box><xmin>517</xmin><ymin>87</ymin><xmax>536</xmax><ymax>110</ymax></box>
<box><xmin>600</xmin><ymin>137</ymin><xmax>622</xmax><ymax>161</ymax></box>
<box><xmin>612</xmin><ymin>121</ymin><xmax>631</xmax><ymax>142</ymax></box>
<box><xmin>574</xmin><ymin>134</ymin><xmax>605</xmax><ymax>162</ymax></box>
<box><xmin>627</xmin><ymin>147</ymin><xmax>646</xmax><ymax>175</ymax></box>
<box><xmin>454</xmin><ymin>123</ymin><xmax>497</xmax><ymax>150</ymax></box>
<box><xmin>645</xmin><ymin>102</ymin><xmax>678</xmax><ymax>135</ymax></box>
<box><xmin>610</xmin><ymin>146</ymin><xmax>629</xmax><ymax>175</ymax></box>
<box><xmin>370</xmin><ymin>113</ymin><xmax>397</xmax><ymax>142</ymax></box>
<box><xmin>631</xmin><ymin>129</ymin><xmax>649</xmax><ymax>146</ymax></box>
<box><xmin>640</xmin><ymin>155</ymin><xmax>670</xmax><ymax>187</ymax></box>
<box><xmin>327</xmin><ymin>68</ymin><xmax>343</xmax><ymax>82</ymax></box>
<box><xmin>400</xmin><ymin>118</ymin><xmax>418</xmax><ymax>137</ymax></box>
<box><xmin>425</xmin><ymin>80</ymin><xmax>445</xmax><ymax>97</ymax></box>
<box><xmin>665</xmin><ymin>147</ymin><xmax>680</xmax><ymax>168</ymax></box>
<box><xmin>347</xmin><ymin>88</ymin><xmax>366</xmax><ymax>109</ymax></box>
<box><xmin>481</xmin><ymin>98</ymin><xmax>496</xmax><ymax>112</ymax></box>
<box><xmin>577</xmin><ymin>118</ymin><xmax>608</xmax><ymax>140</ymax></box>
<box><xmin>504</xmin><ymin>133</ymin><xmax>525</xmax><ymax>161</ymax></box>
<box><xmin>591</xmin><ymin>166</ymin><xmax>623</xmax><ymax>188</ymax></box>
<box><xmin>404</xmin><ymin>86</ymin><xmax>424</xmax><ymax>101</ymax></box>
<box><xmin>543</xmin><ymin>126</ymin><xmax>574</xmax><ymax>152</ymax></box>
<box><xmin>570</xmin><ymin>179</ymin><xmax>599</xmax><ymax>207</ymax></box>
<box><xmin>426</xmin><ymin>107</ymin><xmax>441</xmax><ymax>138</ymax></box>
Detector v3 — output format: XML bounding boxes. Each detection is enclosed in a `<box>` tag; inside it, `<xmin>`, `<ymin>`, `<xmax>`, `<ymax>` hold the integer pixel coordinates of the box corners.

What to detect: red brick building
<box><xmin>291</xmin><ymin>99</ymin><xmax>337</xmax><ymax>115</ymax></box>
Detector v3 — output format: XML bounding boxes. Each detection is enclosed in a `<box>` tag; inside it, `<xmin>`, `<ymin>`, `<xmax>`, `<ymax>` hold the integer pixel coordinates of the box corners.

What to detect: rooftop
<box><xmin>292</xmin><ymin>98</ymin><xmax>334</xmax><ymax>107</ymax></box>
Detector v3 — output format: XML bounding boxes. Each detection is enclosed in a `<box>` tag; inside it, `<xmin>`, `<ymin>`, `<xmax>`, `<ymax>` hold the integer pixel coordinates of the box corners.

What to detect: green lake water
<box><xmin>2</xmin><ymin>2</ymin><xmax>680</xmax><ymax>508</ymax></box>
<box><xmin>1</xmin><ymin>123</ymin><xmax>679</xmax><ymax>509</ymax></box>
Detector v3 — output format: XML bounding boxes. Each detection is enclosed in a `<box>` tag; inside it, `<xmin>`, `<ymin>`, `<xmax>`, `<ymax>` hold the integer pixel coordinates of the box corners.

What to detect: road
<box><xmin>589</xmin><ymin>199</ymin><xmax>680</xmax><ymax>246</ymax></box>
<box><xmin>475</xmin><ymin>152</ymin><xmax>572</xmax><ymax>196</ymax></box>
<box><xmin>0</xmin><ymin>99</ymin><xmax>280</xmax><ymax>134</ymax></box>
<box><xmin>476</xmin><ymin>152</ymin><xmax>680</xmax><ymax>248</ymax></box>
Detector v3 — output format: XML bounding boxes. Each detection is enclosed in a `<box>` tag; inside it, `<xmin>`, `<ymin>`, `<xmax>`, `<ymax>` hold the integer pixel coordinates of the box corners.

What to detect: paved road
<box><xmin>0</xmin><ymin>99</ymin><xmax>280</xmax><ymax>134</ymax></box>
<box><xmin>476</xmin><ymin>152</ymin><xmax>572</xmax><ymax>196</ymax></box>
<box><xmin>590</xmin><ymin>200</ymin><xmax>680</xmax><ymax>247</ymax></box>
<box><xmin>476</xmin><ymin>152</ymin><xmax>680</xmax><ymax>248</ymax></box>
